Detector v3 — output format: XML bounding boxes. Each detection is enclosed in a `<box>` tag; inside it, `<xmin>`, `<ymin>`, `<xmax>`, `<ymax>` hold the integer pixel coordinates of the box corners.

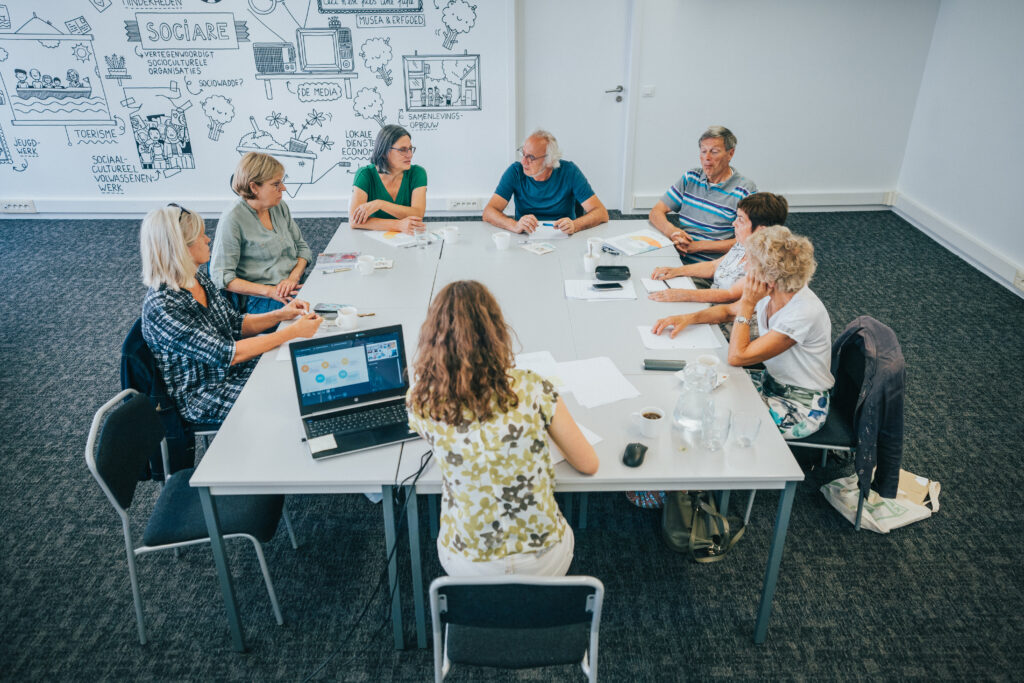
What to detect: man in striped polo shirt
<box><xmin>648</xmin><ymin>126</ymin><xmax>758</xmax><ymax>266</ymax></box>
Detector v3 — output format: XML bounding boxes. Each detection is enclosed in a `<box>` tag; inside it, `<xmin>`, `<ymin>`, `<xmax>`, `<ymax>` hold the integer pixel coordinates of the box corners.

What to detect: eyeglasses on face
<box><xmin>517</xmin><ymin>147</ymin><xmax>547</xmax><ymax>164</ymax></box>
<box><xmin>390</xmin><ymin>146</ymin><xmax>416</xmax><ymax>155</ymax></box>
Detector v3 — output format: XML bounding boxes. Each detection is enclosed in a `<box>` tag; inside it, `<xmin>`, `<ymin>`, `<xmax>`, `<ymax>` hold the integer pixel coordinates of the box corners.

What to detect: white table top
<box><xmin>192</xmin><ymin>220</ymin><xmax>803</xmax><ymax>494</ymax></box>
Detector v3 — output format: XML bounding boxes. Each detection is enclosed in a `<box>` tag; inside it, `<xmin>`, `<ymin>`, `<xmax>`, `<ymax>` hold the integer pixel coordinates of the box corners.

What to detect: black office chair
<box><xmin>86</xmin><ymin>389</ymin><xmax>295</xmax><ymax>645</ymax></box>
<box><xmin>121</xmin><ymin>317</ymin><xmax>220</xmax><ymax>480</ymax></box>
<box><xmin>742</xmin><ymin>328</ymin><xmax>866</xmax><ymax>528</ymax></box>
<box><xmin>429</xmin><ymin>575</ymin><xmax>604</xmax><ymax>682</ymax></box>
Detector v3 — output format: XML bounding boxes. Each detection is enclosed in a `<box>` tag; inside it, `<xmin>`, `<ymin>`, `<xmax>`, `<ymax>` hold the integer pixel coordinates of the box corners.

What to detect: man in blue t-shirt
<box><xmin>483</xmin><ymin>129</ymin><xmax>608</xmax><ymax>235</ymax></box>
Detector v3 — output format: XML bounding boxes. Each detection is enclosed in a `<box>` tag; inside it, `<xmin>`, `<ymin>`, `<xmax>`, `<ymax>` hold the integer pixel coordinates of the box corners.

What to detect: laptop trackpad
<box><xmin>337</xmin><ymin>431</ymin><xmax>376</xmax><ymax>452</ymax></box>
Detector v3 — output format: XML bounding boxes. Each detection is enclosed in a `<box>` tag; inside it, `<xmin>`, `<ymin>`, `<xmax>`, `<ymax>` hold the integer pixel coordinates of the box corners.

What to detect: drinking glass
<box><xmin>700</xmin><ymin>404</ymin><xmax>731</xmax><ymax>451</ymax></box>
<box><xmin>415</xmin><ymin>229</ymin><xmax>429</xmax><ymax>249</ymax></box>
<box><xmin>733</xmin><ymin>413</ymin><xmax>761</xmax><ymax>448</ymax></box>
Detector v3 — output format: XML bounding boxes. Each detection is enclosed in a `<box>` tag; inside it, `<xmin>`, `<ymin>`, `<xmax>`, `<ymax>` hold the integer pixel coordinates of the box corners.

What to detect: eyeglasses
<box><xmin>167</xmin><ymin>202</ymin><xmax>191</xmax><ymax>220</ymax></box>
<box><xmin>390</xmin><ymin>146</ymin><xmax>416</xmax><ymax>155</ymax></box>
<box><xmin>517</xmin><ymin>147</ymin><xmax>547</xmax><ymax>164</ymax></box>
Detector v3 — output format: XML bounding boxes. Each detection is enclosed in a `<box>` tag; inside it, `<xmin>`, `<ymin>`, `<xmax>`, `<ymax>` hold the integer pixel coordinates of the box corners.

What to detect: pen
<box><xmin>357</xmin><ymin>312</ymin><xmax>376</xmax><ymax>317</ymax></box>
<box><xmin>322</xmin><ymin>267</ymin><xmax>352</xmax><ymax>273</ymax></box>
<box><xmin>541</xmin><ymin>222</ymin><xmax>555</xmax><ymax>227</ymax></box>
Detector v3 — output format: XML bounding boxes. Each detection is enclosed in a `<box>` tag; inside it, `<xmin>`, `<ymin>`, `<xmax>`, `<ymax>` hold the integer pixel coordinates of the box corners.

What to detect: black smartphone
<box><xmin>643</xmin><ymin>358</ymin><xmax>687</xmax><ymax>371</ymax></box>
<box><xmin>313</xmin><ymin>303</ymin><xmax>346</xmax><ymax>319</ymax></box>
<box><xmin>592</xmin><ymin>282</ymin><xmax>623</xmax><ymax>290</ymax></box>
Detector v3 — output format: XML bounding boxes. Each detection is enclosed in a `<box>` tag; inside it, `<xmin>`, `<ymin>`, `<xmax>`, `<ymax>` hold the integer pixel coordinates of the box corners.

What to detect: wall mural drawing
<box><xmin>201</xmin><ymin>94</ymin><xmax>234</xmax><ymax>141</ymax></box>
<box><xmin>237</xmin><ymin>110</ymin><xmax>348</xmax><ymax>196</ymax></box>
<box><xmin>438</xmin><ymin>0</ymin><xmax>476</xmax><ymax>50</ymax></box>
<box><xmin>353</xmin><ymin>86</ymin><xmax>386</xmax><ymax>127</ymax></box>
<box><xmin>252</xmin><ymin>16</ymin><xmax>357</xmax><ymax>100</ymax></box>
<box><xmin>123</xmin><ymin>83</ymin><xmax>194</xmax><ymax>176</ymax></box>
<box><xmin>360</xmin><ymin>36</ymin><xmax>393</xmax><ymax>86</ymax></box>
<box><xmin>403</xmin><ymin>51</ymin><xmax>478</xmax><ymax>110</ymax></box>
<box><xmin>0</xmin><ymin>13</ymin><xmax>114</xmax><ymax>126</ymax></box>
<box><xmin>317</xmin><ymin>0</ymin><xmax>425</xmax><ymax>29</ymax></box>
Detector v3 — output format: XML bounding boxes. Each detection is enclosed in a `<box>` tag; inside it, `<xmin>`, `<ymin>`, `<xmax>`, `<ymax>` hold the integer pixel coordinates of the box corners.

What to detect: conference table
<box><xmin>190</xmin><ymin>219</ymin><xmax>804</xmax><ymax>652</ymax></box>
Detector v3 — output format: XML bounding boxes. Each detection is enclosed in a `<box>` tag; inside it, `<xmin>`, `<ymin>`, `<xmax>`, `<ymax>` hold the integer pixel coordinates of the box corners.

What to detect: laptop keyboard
<box><xmin>306</xmin><ymin>402</ymin><xmax>409</xmax><ymax>438</ymax></box>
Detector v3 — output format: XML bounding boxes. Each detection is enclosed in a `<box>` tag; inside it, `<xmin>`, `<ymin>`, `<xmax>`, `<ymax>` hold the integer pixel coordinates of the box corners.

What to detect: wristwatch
<box><xmin>734</xmin><ymin>314</ymin><xmax>752</xmax><ymax>326</ymax></box>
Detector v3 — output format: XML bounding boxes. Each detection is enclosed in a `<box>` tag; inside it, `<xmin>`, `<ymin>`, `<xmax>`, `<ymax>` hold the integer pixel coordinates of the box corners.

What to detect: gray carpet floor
<box><xmin>1</xmin><ymin>211</ymin><xmax>1022</xmax><ymax>681</ymax></box>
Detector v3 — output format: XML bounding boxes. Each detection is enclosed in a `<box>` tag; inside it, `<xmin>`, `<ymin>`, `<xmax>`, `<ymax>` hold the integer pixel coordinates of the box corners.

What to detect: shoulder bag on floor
<box><xmin>661</xmin><ymin>491</ymin><xmax>745</xmax><ymax>563</ymax></box>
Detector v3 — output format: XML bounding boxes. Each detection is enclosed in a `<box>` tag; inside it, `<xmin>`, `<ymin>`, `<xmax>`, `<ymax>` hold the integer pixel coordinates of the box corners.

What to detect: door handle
<box><xmin>604</xmin><ymin>85</ymin><xmax>624</xmax><ymax>93</ymax></box>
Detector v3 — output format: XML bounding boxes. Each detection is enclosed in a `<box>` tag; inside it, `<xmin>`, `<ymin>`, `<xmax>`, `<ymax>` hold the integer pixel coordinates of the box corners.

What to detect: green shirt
<box><xmin>209</xmin><ymin>199</ymin><xmax>313</xmax><ymax>289</ymax></box>
<box><xmin>352</xmin><ymin>164</ymin><xmax>428</xmax><ymax>219</ymax></box>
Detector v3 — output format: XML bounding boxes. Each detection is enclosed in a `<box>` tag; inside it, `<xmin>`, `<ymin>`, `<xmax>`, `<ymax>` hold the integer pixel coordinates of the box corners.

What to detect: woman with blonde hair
<box><xmin>142</xmin><ymin>204</ymin><xmax>321</xmax><ymax>424</ymax></box>
<box><xmin>653</xmin><ymin>225</ymin><xmax>833</xmax><ymax>438</ymax></box>
<box><xmin>210</xmin><ymin>152</ymin><xmax>313</xmax><ymax>314</ymax></box>
<box><xmin>407</xmin><ymin>280</ymin><xmax>598</xmax><ymax>576</ymax></box>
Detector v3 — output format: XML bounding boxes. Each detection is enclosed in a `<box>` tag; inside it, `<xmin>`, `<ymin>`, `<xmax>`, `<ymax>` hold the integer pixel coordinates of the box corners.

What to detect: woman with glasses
<box><xmin>141</xmin><ymin>204</ymin><xmax>322</xmax><ymax>424</ymax></box>
<box><xmin>349</xmin><ymin>124</ymin><xmax>427</xmax><ymax>233</ymax></box>
<box><xmin>210</xmin><ymin>152</ymin><xmax>313</xmax><ymax>315</ymax></box>
<box><xmin>407</xmin><ymin>281</ymin><xmax>598</xmax><ymax>576</ymax></box>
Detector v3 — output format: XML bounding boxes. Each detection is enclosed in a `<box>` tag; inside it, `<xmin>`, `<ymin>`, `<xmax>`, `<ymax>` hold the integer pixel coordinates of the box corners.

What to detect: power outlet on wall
<box><xmin>1</xmin><ymin>199</ymin><xmax>37</xmax><ymax>213</ymax></box>
<box><xmin>1013</xmin><ymin>270</ymin><xmax>1024</xmax><ymax>292</ymax></box>
<box><xmin>446</xmin><ymin>198</ymin><xmax>481</xmax><ymax>211</ymax></box>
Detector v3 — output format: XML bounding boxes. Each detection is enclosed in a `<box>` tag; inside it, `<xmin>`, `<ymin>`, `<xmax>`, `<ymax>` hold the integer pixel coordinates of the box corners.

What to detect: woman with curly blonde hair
<box><xmin>407</xmin><ymin>280</ymin><xmax>598</xmax><ymax>576</ymax></box>
<box><xmin>653</xmin><ymin>225</ymin><xmax>834</xmax><ymax>438</ymax></box>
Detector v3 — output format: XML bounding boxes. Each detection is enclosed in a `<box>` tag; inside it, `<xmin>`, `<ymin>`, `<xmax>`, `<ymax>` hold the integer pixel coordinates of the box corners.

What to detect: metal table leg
<box><xmin>406</xmin><ymin>486</ymin><xmax>427</xmax><ymax>648</ymax></box>
<box><xmin>753</xmin><ymin>480</ymin><xmax>796</xmax><ymax>643</ymax></box>
<box><xmin>198</xmin><ymin>488</ymin><xmax>246</xmax><ymax>652</ymax></box>
<box><xmin>381</xmin><ymin>485</ymin><xmax>404</xmax><ymax>649</ymax></box>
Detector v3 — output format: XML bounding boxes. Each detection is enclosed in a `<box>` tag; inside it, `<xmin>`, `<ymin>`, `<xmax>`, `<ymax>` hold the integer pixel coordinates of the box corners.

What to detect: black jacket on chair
<box><xmin>832</xmin><ymin>316</ymin><xmax>905</xmax><ymax>498</ymax></box>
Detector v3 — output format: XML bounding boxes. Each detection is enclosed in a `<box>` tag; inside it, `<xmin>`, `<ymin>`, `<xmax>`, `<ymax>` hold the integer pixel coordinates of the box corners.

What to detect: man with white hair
<box><xmin>483</xmin><ymin>129</ymin><xmax>608</xmax><ymax>235</ymax></box>
<box><xmin>649</xmin><ymin>125</ymin><xmax>757</xmax><ymax>265</ymax></box>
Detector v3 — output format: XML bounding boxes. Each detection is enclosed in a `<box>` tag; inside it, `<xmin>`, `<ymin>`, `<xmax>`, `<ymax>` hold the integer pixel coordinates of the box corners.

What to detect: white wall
<box><xmin>895</xmin><ymin>0</ymin><xmax>1024</xmax><ymax>286</ymax></box>
<box><xmin>627</xmin><ymin>0</ymin><xmax>939</xmax><ymax>209</ymax></box>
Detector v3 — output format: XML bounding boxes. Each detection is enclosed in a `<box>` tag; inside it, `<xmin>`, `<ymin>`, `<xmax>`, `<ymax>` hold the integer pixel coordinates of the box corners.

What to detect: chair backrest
<box><xmin>86</xmin><ymin>389</ymin><xmax>166</xmax><ymax>512</ymax></box>
<box><xmin>430</xmin><ymin>575</ymin><xmax>603</xmax><ymax>675</ymax></box>
<box><xmin>832</xmin><ymin>338</ymin><xmax>867</xmax><ymax>418</ymax></box>
<box><xmin>120</xmin><ymin>317</ymin><xmax>194</xmax><ymax>479</ymax></box>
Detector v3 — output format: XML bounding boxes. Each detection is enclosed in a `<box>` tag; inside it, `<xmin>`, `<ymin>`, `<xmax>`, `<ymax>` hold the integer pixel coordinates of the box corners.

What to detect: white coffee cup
<box><xmin>587</xmin><ymin>237</ymin><xmax>604</xmax><ymax>257</ymax></box>
<box><xmin>337</xmin><ymin>306</ymin><xmax>359</xmax><ymax>330</ymax></box>
<box><xmin>356</xmin><ymin>254</ymin><xmax>375</xmax><ymax>275</ymax></box>
<box><xmin>631</xmin><ymin>406</ymin><xmax>665</xmax><ymax>438</ymax></box>
<box><xmin>444</xmin><ymin>225</ymin><xmax>460</xmax><ymax>242</ymax></box>
<box><xmin>583</xmin><ymin>253</ymin><xmax>599</xmax><ymax>274</ymax></box>
<box><xmin>696</xmin><ymin>353</ymin><xmax>719</xmax><ymax>372</ymax></box>
<box><xmin>492</xmin><ymin>232</ymin><xmax>511</xmax><ymax>250</ymax></box>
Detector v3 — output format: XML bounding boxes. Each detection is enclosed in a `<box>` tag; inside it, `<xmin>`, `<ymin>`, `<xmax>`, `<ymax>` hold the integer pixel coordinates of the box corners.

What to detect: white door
<box><xmin>516</xmin><ymin>0</ymin><xmax>633</xmax><ymax>211</ymax></box>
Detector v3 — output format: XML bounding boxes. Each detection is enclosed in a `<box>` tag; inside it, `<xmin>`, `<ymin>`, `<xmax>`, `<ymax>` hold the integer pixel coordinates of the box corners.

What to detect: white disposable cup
<box><xmin>337</xmin><ymin>306</ymin><xmax>359</xmax><ymax>330</ymax></box>
<box><xmin>492</xmin><ymin>232</ymin><xmax>511</xmax><ymax>250</ymax></box>
<box><xmin>356</xmin><ymin>254</ymin><xmax>375</xmax><ymax>275</ymax></box>
<box><xmin>444</xmin><ymin>225</ymin><xmax>460</xmax><ymax>242</ymax></box>
<box><xmin>587</xmin><ymin>237</ymin><xmax>603</xmax><ymax>257</ymax></box>
<box><xmin>583</xmin><ymin>253</ymin><xmax>599</xmax><ymax>274</ymax></box>
<box><xmin>631</xmin><ymin>406</ymin><xmax>665</xmax><ymax>439</ymax></box>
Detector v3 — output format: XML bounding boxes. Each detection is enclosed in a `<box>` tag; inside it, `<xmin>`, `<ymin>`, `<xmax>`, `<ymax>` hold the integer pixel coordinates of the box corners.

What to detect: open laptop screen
<box><xmin>289</xmin><ymin>325</ymin><xmax>409</xmax><ymax>416</ymax></box>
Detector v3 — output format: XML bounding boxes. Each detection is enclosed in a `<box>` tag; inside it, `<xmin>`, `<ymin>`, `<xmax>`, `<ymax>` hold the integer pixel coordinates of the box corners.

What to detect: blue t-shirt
<box><xmin>493</xmin><ymin>160</ymin><xmax>596</xmax><ymax>220</ymax></box>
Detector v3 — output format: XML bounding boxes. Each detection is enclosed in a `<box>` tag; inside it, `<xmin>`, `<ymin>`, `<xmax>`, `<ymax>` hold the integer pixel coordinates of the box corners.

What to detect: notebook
<box><xmin>288</xmin><ymin>324</ymin><xmax>419</xmax><ymax>460</ymax></box>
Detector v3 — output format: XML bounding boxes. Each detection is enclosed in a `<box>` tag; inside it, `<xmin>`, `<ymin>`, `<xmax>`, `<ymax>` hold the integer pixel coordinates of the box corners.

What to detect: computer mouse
<box><xmin>622</xmin><ymin>442</ymin><xmax>648</xmax><ymax>468</ymax></box>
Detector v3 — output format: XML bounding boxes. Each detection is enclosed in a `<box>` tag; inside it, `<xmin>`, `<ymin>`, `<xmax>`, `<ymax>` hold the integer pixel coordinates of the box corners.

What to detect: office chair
<box><xmin>742</xmin><ymin>325</ymin><xmax>866</xmax><ymax>528</ymax></box>
<box><xmin>86</xmin><ymin>389</ymin><xmax>295</xmax><ymax>645</ymax></box>
<box><xmin>429</xmin><ymin>575</ymin><xmax>604</xmax><ymax>682</ymax></box>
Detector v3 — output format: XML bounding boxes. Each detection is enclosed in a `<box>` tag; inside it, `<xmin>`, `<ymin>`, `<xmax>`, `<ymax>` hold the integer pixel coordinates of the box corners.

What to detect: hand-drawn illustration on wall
<box><xmin>252</xmin><ymin>16</ymin><xmax>356</xmax><ymax>100</ymax></box>
<box><xmin>123</xmin><ymin>84</ymin><xmax>194</xmax><ymax>176</ymax></box>
<box><xmin>403</xmin><ymin>51</ymin><xmax>478</xmax><ymax>111</ymax></box>
<box><xmin>0</xmin><ymin>123</ymin><xmax>12</xmax><ymax>164</ymax></box>
<box><xmin>353</xmin><ymin>86</ymin><xmax>386</xmax><ymax>127</ymax></box>
<box><xmin>65</xmin><ymin>17</ymin><xmax>92</xmax><ymax>36</ymax></box>
<box><xmin>0</xmin><ymin>13</ymin><xmax>114</xmax><ymax>126</ymax></box>
<box><xmin>317</xmin><ymin>0</ymin><xmax>425</xmax><ymax>29</ymax></box>
<box><xmin>438</xmin><ymin>0</ymin><xmax>475</xmax><ymax>50</ymax></box>
<box><xmin>103</xmin><ymin>53</ymin><xmax>131</xmax><ymax>86</ymax></box>
<box><xmin>0</xmin><ymin>6</ymin><xmax>11</xmax><ymax>32</ymax></box>
<box><xmin>201</xmin><ymin>94</ymin><xmax>234</xmax><ymax>140</ymax></box>
<box><xmin>360</xmin><ymin>37</ymin><xmax>393</xmax><ymax>86</ymax></box>
<box><xmin>237</xmin><ymin>111</ymin><xmax>349</xmax><ymax>196</ymax></box>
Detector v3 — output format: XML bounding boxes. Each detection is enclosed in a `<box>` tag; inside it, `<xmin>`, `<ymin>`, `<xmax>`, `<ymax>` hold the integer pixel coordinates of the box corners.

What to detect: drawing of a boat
<box><xmin>16</xmin><ymin>85</ymin><xmax>92</xmax><ymax>100</ymax></box>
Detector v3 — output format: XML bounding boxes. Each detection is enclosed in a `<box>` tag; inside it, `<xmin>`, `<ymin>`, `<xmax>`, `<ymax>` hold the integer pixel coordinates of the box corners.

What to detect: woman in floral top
<box><xmin>407</xmin><ymin>281</ymin><xmax>599</xmax><ymax>576</ymax></box>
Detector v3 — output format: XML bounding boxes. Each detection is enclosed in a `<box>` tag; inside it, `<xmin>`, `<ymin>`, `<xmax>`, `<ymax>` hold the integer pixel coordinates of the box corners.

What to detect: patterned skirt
<box><xmin>749</xmin><ymin>370</ymin><xmax>830</xmax><ymax>439</ymax></box>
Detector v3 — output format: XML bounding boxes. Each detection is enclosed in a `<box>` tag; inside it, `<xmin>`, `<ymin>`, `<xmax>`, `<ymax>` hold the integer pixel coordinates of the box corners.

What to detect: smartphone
<box><xmin>592</xmin><ymin>282</ymin><xmax>623</xmax><ymax>290</ymax></box>
<box><xmin>643</xmin><ymin>358</ymin><xmax>687</xmax><ymax>371</ymax></box>
<box><xmin>313</xmin><ymin>303</ymin><xmax>346</xmax><ymax>319</ymax></box>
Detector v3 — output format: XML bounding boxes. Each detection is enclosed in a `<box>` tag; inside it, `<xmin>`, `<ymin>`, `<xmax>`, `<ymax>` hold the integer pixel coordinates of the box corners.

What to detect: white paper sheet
<box><xmin>557</xmin><ymin>356</ymin><xmax>640</xmax><ymax>408</ymax></box>
<box><xmin>564</xmin><ymin>279</ymin><xmax>638</xmax><ymax>301</ymax></box>
<box><xmin>527</xmin><ymin>224</ymin><xmax>570</xmax><ymax>241</ymax></box>
<box><xmin>549</xmin><ymin>422</ymin><xmax>603</xmax><ymax>465</ymax></box>
<box><xmin>603</xmin><ymin>228</ymin><xmax>672</xmax><ymax>255</ymax></box>
<box><xmin>365</xmin><ymin>230</ymin><xmax>440</xmax><ymax>248</ymax></box>
<box><xmin>641</xmin><ymin>277</ymin><xmax>696</xmax><ymax>293</ymax></box>
<box><xmin>636</xmin><ymin>324</ymin><xmax>722</xmax><ymax>350</ymax></box>
<box><xmin>514</xmin><ymin>351</ymin><xmax>566</xmax><ymax>389</ymax></box>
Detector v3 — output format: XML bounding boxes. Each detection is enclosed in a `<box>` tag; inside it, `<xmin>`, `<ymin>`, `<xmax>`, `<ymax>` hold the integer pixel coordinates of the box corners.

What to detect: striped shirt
<box><xmin>662</xmin><ymin>167</ymin><xmax>757</xmax><ymax>263</ymax></box>
<box><xmin>142</xmin><ymin>270</ymin><xmax>258</xmax><ymax>424</ymax></box>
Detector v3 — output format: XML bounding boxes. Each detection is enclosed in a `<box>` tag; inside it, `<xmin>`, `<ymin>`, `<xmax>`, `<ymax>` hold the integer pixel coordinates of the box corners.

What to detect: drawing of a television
<box><xmin>296</xmin><ymin>27</ymin><xmax>354</xmax><ymax>73</ymax></box>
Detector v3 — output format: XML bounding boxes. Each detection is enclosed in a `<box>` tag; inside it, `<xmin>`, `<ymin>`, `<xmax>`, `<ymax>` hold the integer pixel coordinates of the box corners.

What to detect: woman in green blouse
<box><xmin>349</xmin><ymin>124</ymin><xmax>427</xmax><ymax>233</ymax></box>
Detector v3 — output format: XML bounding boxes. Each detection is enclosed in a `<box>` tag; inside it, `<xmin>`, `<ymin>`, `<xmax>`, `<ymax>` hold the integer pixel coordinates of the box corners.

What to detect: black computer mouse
<box><xmin>622</xmin><ymin>442</ymin><xmax>648</xmax><ymax>468</ymax></box>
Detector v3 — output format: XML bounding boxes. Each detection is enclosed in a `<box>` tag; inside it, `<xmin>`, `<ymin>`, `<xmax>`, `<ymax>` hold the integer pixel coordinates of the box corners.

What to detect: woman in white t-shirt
<box><xmin>652</xmin><ymin>225</ymin><xmax>833</xmax><ymax>438</ymax></box>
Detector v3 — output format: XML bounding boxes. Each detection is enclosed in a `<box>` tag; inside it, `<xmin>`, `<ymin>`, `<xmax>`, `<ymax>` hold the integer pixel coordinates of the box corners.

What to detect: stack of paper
<box><xmin>557</xmin><ymin>356</ymin><xmax>641</xmax><ymax>408</ymax></box>
<box><xmin>641</xmin><ymin>276</ymin><xmax>696</xmax><ymax>292</ymax></box>
<box><xmin>527</xmin><ymin>225</ymin><xmax>569</xmax><ymax>241</ymax></box>
<box><xmin>314</xmin><ymin>252</ymin><xmax>358</xmax><ymax>273</ymax></box>
<box><xmin>602</xmin><ymin>228</ymin><xmax>672</xmax><ymax>256</ymax></box>
<box><xmin>365</xmin><ymin>230</ymin><xmax>440</xmax><ymax>248</ymax></box>
<box><xmin>636</xmin><ymin>324</ymin><xmax>722</xmax><ymax>350</ymax></box>
<box><xmin>564</xmin><ymin>280</ymin><xmax>638</xmax><ymax>301</ymax></box>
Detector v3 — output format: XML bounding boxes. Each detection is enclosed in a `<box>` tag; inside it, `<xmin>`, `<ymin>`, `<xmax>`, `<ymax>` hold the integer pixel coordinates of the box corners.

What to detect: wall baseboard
<box><xmin>892</xmin><ymin>192</ymin><xmax>1023</xmax><ymax>298</ymax></box>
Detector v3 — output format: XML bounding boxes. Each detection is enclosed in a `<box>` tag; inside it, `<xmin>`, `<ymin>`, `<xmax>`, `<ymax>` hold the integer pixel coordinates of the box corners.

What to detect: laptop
<box><xmin>288</xmin><ymin>324</ymin><xmax>420</xmax><ymax>460</ymax></box>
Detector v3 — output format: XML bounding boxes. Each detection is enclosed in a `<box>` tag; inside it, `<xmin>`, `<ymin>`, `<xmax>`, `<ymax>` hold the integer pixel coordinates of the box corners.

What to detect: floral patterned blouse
<box><xmin>407</xmin><ymin>369</ymin><xmax>566</xmax><ymax>562</ymax></box>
